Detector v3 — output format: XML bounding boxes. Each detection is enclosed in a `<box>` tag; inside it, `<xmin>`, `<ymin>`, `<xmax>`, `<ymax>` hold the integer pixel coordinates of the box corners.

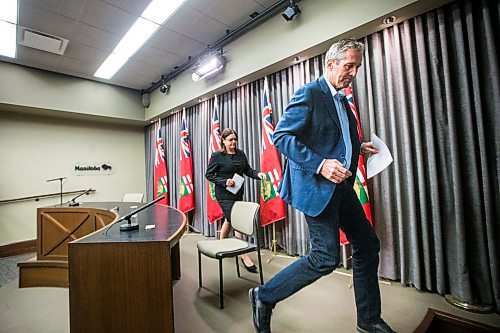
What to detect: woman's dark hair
<box><xmin>220</xmin><ymin>128</ymin><xmax>238</xmax><ymax>153</ymax></box>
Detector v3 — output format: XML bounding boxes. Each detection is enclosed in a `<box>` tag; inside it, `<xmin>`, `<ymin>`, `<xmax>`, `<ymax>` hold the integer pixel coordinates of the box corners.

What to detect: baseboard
<box><xmin>0</xmin><ymin>239</ymin><xmax>36</xmax><ymax>258</ymax></box>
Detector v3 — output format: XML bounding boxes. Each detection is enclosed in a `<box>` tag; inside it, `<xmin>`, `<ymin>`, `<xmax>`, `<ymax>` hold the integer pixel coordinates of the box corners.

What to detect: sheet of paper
<box><xmin>366</xmin><ymin>133</ymin><xmax>393</xmax><ymax>179</ymax></box>
<box><xmin>226</xmin><ymin>173</ymin><xmax>245</xmax><ymax>194</ymax></box>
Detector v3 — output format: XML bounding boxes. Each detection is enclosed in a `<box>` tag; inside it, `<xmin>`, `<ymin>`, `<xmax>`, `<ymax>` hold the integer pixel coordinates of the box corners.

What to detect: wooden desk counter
<box><xmin>68</xmin><ymin>203</ymin><xmax>186</xmax><ymax>333</ymax></box>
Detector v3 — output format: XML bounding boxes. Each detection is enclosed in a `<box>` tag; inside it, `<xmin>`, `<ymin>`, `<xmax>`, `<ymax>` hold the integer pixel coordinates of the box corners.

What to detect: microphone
<box><xmin>118</xmin><ymin>195</ymin><xmax>164</xmax><ymax>231</ymax></box>
<box><xmin>46</xmin><ymin>177</ymin><xmax>66</xmax><ymax>182</ymax></box>
<box><xmin>67</xmin><ymin>188</ymin><xmax>93</xmax><ymax>207</ymax></box>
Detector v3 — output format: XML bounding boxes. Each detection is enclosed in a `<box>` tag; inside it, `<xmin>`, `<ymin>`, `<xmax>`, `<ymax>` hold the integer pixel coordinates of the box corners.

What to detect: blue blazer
<box><xmin>273</xmin><ymin>76</ymin><xmax>361</xmax><ymax>217</ymax></box>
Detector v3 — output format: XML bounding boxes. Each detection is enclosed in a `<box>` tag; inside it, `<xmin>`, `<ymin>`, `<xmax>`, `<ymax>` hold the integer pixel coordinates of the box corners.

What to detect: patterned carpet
<box><xmin>0</xmin><ymin>253</ymin><xmax>35</xmax><ymax>288</ymax></box>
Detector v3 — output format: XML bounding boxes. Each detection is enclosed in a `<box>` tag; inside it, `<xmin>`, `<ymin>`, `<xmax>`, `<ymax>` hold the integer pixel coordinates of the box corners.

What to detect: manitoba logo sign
<box><xmin>73</xmin><ymin>162</ymin><xmax>115</xmax><ymax>176</ymax></box>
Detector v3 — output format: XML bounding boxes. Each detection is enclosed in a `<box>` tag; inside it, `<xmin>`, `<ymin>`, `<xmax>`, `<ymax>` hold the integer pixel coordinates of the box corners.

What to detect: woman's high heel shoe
<box><xmin>240</xmin><ymin>258</ymin><xmax>258</xmax><ymax>273</ymax></box>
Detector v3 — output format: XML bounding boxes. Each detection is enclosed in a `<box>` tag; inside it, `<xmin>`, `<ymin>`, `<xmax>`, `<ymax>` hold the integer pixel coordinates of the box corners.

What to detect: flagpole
<box><xmin>182</xmin><ymin>210</ymin><xmax>201</xmax><ymax>237</ymax></box>
<box><xmin>267</xmin><ymin>222</ymin><xmax>294</xmax><ymax>263</ymax></box>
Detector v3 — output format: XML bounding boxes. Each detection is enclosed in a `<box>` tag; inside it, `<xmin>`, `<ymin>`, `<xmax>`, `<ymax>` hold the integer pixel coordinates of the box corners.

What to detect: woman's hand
<box><xmin>226</xmin><ymin>178</ymin><xmax>235</xmax><ymax>187</ymax></box>
<box><xmin>257</xmin><ymin>172</ymin><xmax>266</xmax><ymax>180</ymax></box>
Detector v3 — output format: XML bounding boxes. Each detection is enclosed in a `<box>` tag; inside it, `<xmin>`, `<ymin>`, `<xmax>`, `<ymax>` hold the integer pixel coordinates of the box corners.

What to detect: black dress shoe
<box><xmin>356</xmin><ymin>319</ymin><xmax>396</xmax><ymax>333</ymax></box>
<box><xmin>249</xmin><ymin>287</ymin><xmax>272</xmax><ymax>333</ymax></box>
<box><xmin>241</xmin><ymin>258</ymin><xmax>258</xmax><ymax>273</ymax></box>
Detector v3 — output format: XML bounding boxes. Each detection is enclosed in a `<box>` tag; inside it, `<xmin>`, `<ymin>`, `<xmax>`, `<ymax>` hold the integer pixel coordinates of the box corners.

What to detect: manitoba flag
<box><xmin>178</xmin><ymin>110</ymin><xmax>195</xmax><ymax>213</ymax></box>
<box><xmin>341</xmin><ymin>86</ymin><xmax>373</xmax><ymax>245</ymax></box>
<box><xmin>154</xmin><ymin>119</ymin><xmax>169</xmax><ymax>206</ymax></box>
<box><xmin>259</xmin><ymin>77</ymin><xmax>286</xmax><ymax>226</ymax></box>
<box><xmin>206</xmin><ymin>95</ymin><xmax>223</xmax><ymax>223</ymax></box>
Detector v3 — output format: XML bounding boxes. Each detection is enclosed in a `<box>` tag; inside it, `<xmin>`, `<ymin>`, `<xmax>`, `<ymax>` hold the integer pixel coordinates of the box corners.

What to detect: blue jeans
<box><xmin>258</xmin><ymin>184</ymin><xmax>381</xmax><ymax>324</ymax></box>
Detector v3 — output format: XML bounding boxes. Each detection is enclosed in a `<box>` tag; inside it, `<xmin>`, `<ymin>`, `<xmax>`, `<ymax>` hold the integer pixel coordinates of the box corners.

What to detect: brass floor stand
<box><xmin>267</xmin><ymin>223</ymin><xmax>295</xmax><ymax>263</ymax></box>
<box><xmin>181</xmin><ymin>211</ymin><xmax>201</xmax><ymax>238</ymax></box>
<box><xmin>444</xmin><ymin>294</ymin><xmax>493</xmax><ymax>313</ymax></box>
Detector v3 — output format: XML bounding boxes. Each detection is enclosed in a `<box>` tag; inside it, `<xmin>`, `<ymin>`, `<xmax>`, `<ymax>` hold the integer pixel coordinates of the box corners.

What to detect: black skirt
<box><xmin>218</xmin><ymin>199</ymin><xmax>237</xmax><ymax>223</ymax></box>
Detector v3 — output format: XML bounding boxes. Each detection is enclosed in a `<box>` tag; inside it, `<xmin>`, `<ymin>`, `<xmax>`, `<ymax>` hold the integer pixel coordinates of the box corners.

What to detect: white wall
<box><xmin>0</xmin><ymin>111</ymin><xmax>146</xmax><ymax>244</ymax></box>
<box><xmin>0</xmin><ymin>61</ymin><xmax>145</xmax><ymax>124</ymax></box>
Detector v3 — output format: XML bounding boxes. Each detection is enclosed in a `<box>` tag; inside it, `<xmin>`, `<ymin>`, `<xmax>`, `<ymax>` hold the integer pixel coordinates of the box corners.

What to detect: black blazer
<box><xmin>205</xmin><ymin>148</ymin><xmax>260</xmax><ymax>201</ymax></box>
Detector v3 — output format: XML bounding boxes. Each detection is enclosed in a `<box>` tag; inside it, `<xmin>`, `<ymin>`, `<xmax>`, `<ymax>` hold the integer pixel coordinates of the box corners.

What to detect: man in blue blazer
<box><xmin>249</xmin><ymin>39</ymin><xmax>396</xmax><ymax>333</ymax></box>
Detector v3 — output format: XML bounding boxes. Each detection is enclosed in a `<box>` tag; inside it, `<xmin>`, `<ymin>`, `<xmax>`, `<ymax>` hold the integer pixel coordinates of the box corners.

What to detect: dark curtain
<box><xmin>146</xmin><ymin>0</ymin><xmax>499</xmax><ymax>312</ymax></box>
<box><xmin>353</xmin><ymin>0</ymin><xmax>499</xmax><ymax>312</ymax></box>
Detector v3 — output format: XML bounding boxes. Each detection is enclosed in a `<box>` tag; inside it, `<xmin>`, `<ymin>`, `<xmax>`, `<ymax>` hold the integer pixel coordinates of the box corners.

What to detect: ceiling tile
<box><xmin>181</xmin><ymin>11</ymin><xmax>229</xmax><ymax>46</ymax></box>
<box><xmin>70</xmin><ymin>22</ymin><xmax>121</xmax><ymax>53</ymax></box>
<box><xmin>205</xmin><ymin>0</ymin><xmax>265</xmax><ymax>28</ymax></box>
<box><xmin>8</xmin><ymin>0</ymin><xmax>289</xmax><ymax>91</ymax></box>
<box><xmin>16</xmin><ymin>46</ymin><xmax>63</xmax><ymax>68</ymax></box>
<box><xmin>58</xmin><ymin>56</ymin><xmax>98</xmax><ymax>77</ymax></box>
<box><xmin>18</xmin><ymin>1</ymin><xmax>77</xmax><ymax>39</ymax></box>
<box><xmin>63</xmin><ymin>42</ymin><xmax>108</xmax><ymax>66</ymax></box>
<box><xmin>147</xmin><ymin>27</ymin><xmax>206</xmax><ymax>59</ymax></box>
<box><xmin>20</xmin><ymin>0</ymin><xmax>86</xmax><ymax>20</ymax></box>
<box><xmin>79</xmin><ymin>0</ymin><xmax>136</xmax><ymax>36</ymax></box>
<box><xmin>131</xmin><ymin>46</ymin><xmax>183</xmax><ymax>70</ymax></box>
<box><xmin>112</xmin><ymin>67</ymin><xmax>154</xmax><ymax>90</ymax></box>
<box><xmin>162</xmin><ymin>5</ymin><xmax>203</xmax><ymax>36</ymax></box>
<box><xmin>101</xmin><ymin>0</ymin><xmax>151</xmax><ymax>16</ymax></box>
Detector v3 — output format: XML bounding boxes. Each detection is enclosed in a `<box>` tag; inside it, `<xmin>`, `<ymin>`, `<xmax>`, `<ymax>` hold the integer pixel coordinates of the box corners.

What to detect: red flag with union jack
<box><xmin>341</xmin><ymin>86</ymin><xmax>373</xmax><ymax>244</ymax></box>
<box><xmin>259</xmin><ymin>77</ymin><xmax>286</xmax><ymax>226</ymax></box>
<box><xmin>178</xmin><ymin>111</ymin><xmax>195</xmax><ymax>213</ymax></box>
<box><xmin>206</xmin><ymin>96</ymin><xmax>223</xmax><ymax>223</ymax></box>
<box><xmin>154</xmin><ymin>119</ymin><xmax>169</xmax><ymax>205</ymax></box>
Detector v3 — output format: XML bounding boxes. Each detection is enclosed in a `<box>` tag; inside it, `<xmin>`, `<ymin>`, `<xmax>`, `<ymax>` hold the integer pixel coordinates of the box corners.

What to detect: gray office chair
<box><xmin>197</xmin><ymin>201</ymin><xmax>264</xmax><ymax>309</ymax></box>
<box><xmin>122</xmin><ymin>193</ymin><xmax>144</xmax><ymax>202</ymax></box>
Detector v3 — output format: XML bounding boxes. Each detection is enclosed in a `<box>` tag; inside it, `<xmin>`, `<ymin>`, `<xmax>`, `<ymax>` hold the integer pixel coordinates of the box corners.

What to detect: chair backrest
<box><xmin>230</xmin><ymin>201</ymin><xmax>260</xmax><ymax>236</ymax></box>
<box><xmin>122</xmin><ymin>193</ymin><xmax>144</xmax><ymax>202</ymax></box>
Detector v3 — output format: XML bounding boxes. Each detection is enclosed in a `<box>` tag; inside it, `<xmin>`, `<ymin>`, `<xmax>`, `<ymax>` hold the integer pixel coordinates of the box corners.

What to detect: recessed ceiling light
<box><xmin>0</xmin><ymin>0</ymin><xmax>18</xmax><ymax>58</ymax></box>
<box><xmin>94</xmin><ymin>0</ymin><xmax>186</xmax><ymax>80</ymax></box>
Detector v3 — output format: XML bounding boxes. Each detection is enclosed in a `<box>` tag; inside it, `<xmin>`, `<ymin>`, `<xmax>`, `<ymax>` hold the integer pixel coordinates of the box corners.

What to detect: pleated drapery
<box><xmin>146</xmin><ymin>0</ymin><xmax>499</xmax><ymax>312</ymax></box>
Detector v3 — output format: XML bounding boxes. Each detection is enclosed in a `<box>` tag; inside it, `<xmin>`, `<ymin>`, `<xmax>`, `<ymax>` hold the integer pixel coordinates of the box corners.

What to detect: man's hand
<box><xmin>226</xmin><ymin>178</ymin><xmax>235</xmax><ymax>187</ymax></box>
<box><xmin>320</xmin><ymin>159</ymin><xmax>352</xmax><ymax>184</ymax></box>
<box><xmin>361</xmin><ymin>142</ymin><xmax>379</xmax><ymax>155</ymax></box>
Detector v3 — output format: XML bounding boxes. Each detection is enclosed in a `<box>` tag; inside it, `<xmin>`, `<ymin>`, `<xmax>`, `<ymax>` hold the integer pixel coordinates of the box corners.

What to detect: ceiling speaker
<box><xmin>141</xmin><ymin>93</ymin><xmax>150</xmax><ymax>108</ymax></box>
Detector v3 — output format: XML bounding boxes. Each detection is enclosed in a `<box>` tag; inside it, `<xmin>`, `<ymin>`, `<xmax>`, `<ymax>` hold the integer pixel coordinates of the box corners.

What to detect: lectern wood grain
<box><xmin>69</xmin><ymin>242</ymin><xmax>174</xmax><ymax>332</ymax></box>
<box><xmin>18</xmin><ymin>205</ymin><xmax>118</xmax><ymax>288</ymax></box>
<box><xmin>68</xmin><ymin>203</ymin><xmax>186</xmax><ymax>333</ymax></box>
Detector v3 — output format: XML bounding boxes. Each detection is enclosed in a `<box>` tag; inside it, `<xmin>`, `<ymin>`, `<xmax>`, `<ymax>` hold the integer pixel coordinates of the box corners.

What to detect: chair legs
<box><xmin>235</xmin><ymin>256</ymin><xmax>240</xmax><ymax>277</ymax></box>
<box><xmin>198</xmin><ymin>250</ymin><xmax>202</xmax><ymax>288</ymax></box>
<box><xmin>257</xmin><ymin>249</ymin><xmax>264</xmax><ymax>285</ymax></box>
<box><xmin>199</xmin><ymin>252</ymin><xmax>262</xmax><ymax>309</ymax></box>
<box><xmin>219</xmin><ymin>259</ymin><xmax>224</xmax><ymax>309</ymax></box>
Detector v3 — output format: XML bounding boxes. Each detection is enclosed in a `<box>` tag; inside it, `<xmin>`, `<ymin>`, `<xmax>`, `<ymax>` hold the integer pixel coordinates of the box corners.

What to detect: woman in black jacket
<box><xmin>205</xmin><ymin>128</ymin><xmax>265</xmax><ymax>272</ymax></box>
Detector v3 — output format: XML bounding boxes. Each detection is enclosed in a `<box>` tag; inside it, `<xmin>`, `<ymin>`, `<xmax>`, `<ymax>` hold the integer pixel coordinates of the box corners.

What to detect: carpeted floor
<box><xmin>1</xmin><ymin>235</ymin><xmax>499</xmax><ymax>333</ymax></box>
<box><xmin>0</xmin><ymin>253</ymin><xmax>35</xmax><ymax>288</ymax></box>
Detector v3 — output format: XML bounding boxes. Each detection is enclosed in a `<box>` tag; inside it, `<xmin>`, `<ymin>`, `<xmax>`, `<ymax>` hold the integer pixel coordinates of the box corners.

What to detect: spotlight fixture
<box><xmin>159</xmin><ymin>76</ymin><xmax>170</xmax><ymax>94</ymax></box>
<box><xmin>192</xmin><ymin>51</ymin><xmax>226</xmax><ymax>82</ymax></box>
<box><xmin>159</xmin><ymin>83</ymin><xmax>170</xmax><ymax>93</ymax></box>
<box><xmin>382</xmin><ymin>15</ymin><xmax>397</xmax><ymax>25</ymax></box>
<box><xmin>282</xmin><ymin>1</ymin><xmax>301</xmax><ymax>22</ymax></box>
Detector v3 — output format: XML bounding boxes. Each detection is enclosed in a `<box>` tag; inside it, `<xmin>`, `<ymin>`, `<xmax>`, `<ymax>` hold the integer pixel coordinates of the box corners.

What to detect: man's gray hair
<box><xmin>324</xmin><ymin>38</ymin><xmax>364</xmax><ymax>67</ymax></box>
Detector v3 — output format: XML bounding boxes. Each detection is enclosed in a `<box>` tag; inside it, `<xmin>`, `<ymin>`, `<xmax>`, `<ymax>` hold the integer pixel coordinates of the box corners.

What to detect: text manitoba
<box><xmin>75</xmin><ymin>166</ymin><xmax>101</xmax><ymax>171</ymax></box>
